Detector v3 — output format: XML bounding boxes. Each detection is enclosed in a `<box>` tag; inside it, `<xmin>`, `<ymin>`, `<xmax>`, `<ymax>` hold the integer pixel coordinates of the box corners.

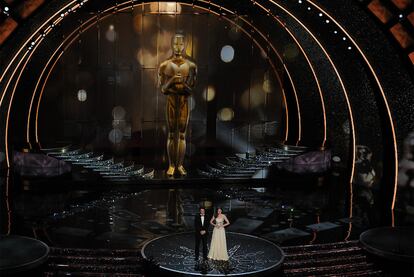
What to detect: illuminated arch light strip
<box><xmin>35</xmin><ymin>50</ymin><xmax>66</xmax><ymax>145</ymax></box>
<box><xmin>1</xmin><ymin>0</ymin><xmax>89</xmax><ymax>167</ymax></box>
<box><xmin>29</xmin><ymin>2</ymin><xmax>290</xmax><ymax>144</ymax></box>
<box><xmin>7</xmin><ymin>3</ymin><xmax>80</xmax><ymax>156</ymax></box>
<box><xmin>5</xmin><ymin>169</ymin><xmax>11</xmax><ymax>235</ymax></box>
<box><xmin>265</xmin><ymin>0</ymin><xmax>357</xmax><ymax>218</ymax></box>
<box><xmin>6</xmin><ymin>43</ymin><xmax>41</xmax><ymax>161</ymax></box>
<box><xmin>0</xmin><ymin>0</ymin><xmax>85</xmax><ymax>103</ymax></box>
<box><xmin>283</xmin><ymin>64</ymin><xmax>301</xmax><ymax>145</ymax></box>
<box><xmin>307</xmin><ymin>0</ymin><xmax>399</xmax><ymax>215</ymax></box>
<box><xmin>248</xmin><ymin>0</ymin><xmax>326</xmax><ymax>146</ymax></box>
<box><xmin>283</xmin><ymin>27</ymin><xmax>326</xmax><ymax>147</ymax></box>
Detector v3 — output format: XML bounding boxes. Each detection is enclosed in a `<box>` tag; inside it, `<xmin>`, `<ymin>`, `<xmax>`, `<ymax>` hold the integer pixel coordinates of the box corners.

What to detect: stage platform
<box><xmin>0</xmin><ymin>235</ymin><xmax>49</xmax><ymax>275</ymax></box>
<box><xmin>141</xmin><ymin>232</ymin><xmax>285</xmax><ymax>276</ymax></box>
<box><xmin>360</xmin><ymin>227</ymin><xmax>414</xmax><ymax>263</ymax></box>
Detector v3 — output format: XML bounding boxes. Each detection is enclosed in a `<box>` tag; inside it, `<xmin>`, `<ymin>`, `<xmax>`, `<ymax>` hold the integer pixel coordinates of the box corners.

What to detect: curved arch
<box><xmin>0</xmin><ymin>1</ymin><xmax>76</xmax><ymax>100</ymax></box>
<box><xmin>308</xmin><ymin>0</ymin><xmax>398</xmax><ymax>215</ymax></box>
<box><xmin>1</xmin><ymin>0</ymin><xmax>86</xmax><ymax>167</ymax></box>
<box><xmin>3</xmin><ymin>0</ymin><xmax>329</xmax><ymax>166</ymax></box>
<box><xmin>263</xmin><ymin>0</ymin><xmax>356</xmax><ymax>220</ymax></box>
<box><xmin>251</xmin><ymin>0</ymin><xmax>326</xmax><ymax>147</ymax></box>
<box><xmin>3</xmin><ymin>1</ymin><xmax>333</xmax><ymax>163</ymax></box>
<box><xmin>2</xmin><ymin>0</ymin><xmax>352</xmax><ymax>177</ymax></box>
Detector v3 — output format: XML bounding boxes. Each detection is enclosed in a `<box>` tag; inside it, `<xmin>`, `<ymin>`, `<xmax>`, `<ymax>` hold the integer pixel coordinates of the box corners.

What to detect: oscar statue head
<box><xmin>172</xmin><ymin>33</ymin><xmax>185</xmax><ymax>56</ymax></box>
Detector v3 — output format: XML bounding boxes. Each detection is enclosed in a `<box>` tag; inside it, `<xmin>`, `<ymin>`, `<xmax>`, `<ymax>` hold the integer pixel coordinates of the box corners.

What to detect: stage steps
<box><xmin>43</xmin><ymin>247</ymin><xmax>146</xmax><ymax>276</ymax></box>
<box><xmin>197</xmin><ymin>144</ymin><xmax>310</xmax><ymax>179</ymax></box>
<box><xmin>282</xmin><ymin>240</ymin><xmax>383</xmax><ymax>276</ymax></box>
<box><xmin>41</xmin><ymin>240</ymin><xmax>385</xmax><ymax>276</ymax></box>
<box><xmin>44</xmin><ymin>146</ymin><xmax>155</xmax><ymax>181</ymax></box>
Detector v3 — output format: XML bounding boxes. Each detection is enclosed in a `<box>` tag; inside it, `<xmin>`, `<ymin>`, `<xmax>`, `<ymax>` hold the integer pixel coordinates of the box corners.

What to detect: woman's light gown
<box><xmin>208</xmin><ymin>216</ymin><xmax>229</xmax><ymax>261</ymax></box>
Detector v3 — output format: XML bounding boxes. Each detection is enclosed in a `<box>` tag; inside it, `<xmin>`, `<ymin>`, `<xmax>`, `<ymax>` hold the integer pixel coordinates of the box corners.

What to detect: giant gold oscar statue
<box><xmin>158</xmin><ymin>33</ymin><xmax>197</xmax><ymax>176</ymax></box>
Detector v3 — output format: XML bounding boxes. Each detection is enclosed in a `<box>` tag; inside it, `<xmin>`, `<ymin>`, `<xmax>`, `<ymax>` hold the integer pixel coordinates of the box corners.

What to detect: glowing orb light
<box><xmin>77</xmin><ymin>89</ymin><xmax>87</xmax><ymax>102</ymax></box>
<box><xmin>220</xmin><ymin>45</ymin><xmax>235</xmax><ymax>63</ymax></box>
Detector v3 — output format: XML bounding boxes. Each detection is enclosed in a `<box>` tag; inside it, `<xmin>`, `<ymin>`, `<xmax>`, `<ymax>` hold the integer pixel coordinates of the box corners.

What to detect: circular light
<box><xmin>342</xmin><ymin>37</ymin><xmax>347</xmax><ymax>41</ymax></box>
<box><xmin>108</xmin><ymin>128</ymin><xmax>123</xmax><ymax>144</ymax></box>
<box><xmin>325</xmin><ymin>19</ymin><xmax>330</xmax><ymax>23</ymax></box>
<box><xmin>307</xmin><ymin>7</ymin><xmax>311</xmax><ymax>10</ymax></box>
<box><xmin>31</xmin><ymin>41</ymin><xmax>35</xmax><ymax>45</ymax></box>
<box><xmin>318</xmin><ymin>13</ymin><xmax>323</xmax><ymax>17</ymax></box>
<box><xmin>399</xmin><ymin>14</ymin><xmax>403</xmax><ymax>19</ymax></box>
<box><xmin>298</xmin><ymin>0</ymin><xmax>302</xmax><ymax>3</ymax></box>
<box><xmin>347</xmin><ymin>46</ymin><xmax>352</xmax><ymax>50</ymax></box>
<box><xmin>332</xmin><ymin>156</ymin><xmax>341</xmax><ymax>162</ymax></box>
<box><xmin>77</xmin><ymin>89</ymin><xmax>87</xmax><ymax>102</ymax></box>
<box><xmin>334</xmin><ymin>30</ymin><xmax>338</xmax><ymax>34</ymax></box>
<box><xmin>218</xmin><ymin>107</ymin><xmax>234</xmax><ymax>121</ymax></box>
<box><xmin>220</xmin><ymin>45</ymin><xmax>235</xmax><ymax>63</ymax></box>
<box><xmin>203</xmin><ymin>85</ymin><xmax>216</xmax><ymax>102</ymax></box>
<box><xmin>112</xmin><ymin>106</ymin><xmax>126</xmax><ymax>120</ymax></box>
<box><xmin>60</xmin><ymin>13</ymin><xmax>64</xmax><ymax>17</ymax></box>
<box><xmin>4</xmin><ymin>6</ymin><xmax>9</xmax><ymax>12</ymax></box>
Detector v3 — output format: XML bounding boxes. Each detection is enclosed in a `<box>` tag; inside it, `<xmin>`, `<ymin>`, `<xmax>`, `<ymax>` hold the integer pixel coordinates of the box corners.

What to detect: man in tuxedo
<box><xmin>194</xmin><ymin>207</ymin><xmax>209</xmax><ymax>261</ymax></box>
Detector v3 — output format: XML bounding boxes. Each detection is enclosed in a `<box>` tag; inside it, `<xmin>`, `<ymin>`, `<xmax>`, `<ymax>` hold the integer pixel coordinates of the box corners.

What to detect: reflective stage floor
<box><xmin>2</xmin><ymin>171</ymin><xmax>414</xmax><ymax>276</ymax></box>
<box><xmin>1</xmin><ymin>175</ymin><xmax>388</xmax><ymax>250</ymax></box>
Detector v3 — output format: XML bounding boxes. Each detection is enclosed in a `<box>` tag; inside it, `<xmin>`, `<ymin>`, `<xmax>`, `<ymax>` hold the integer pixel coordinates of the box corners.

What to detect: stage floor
<box><xmin>2</xmin><ymin>181</ymin><xmax>379</xmax><ymax>250</ymax></box>
<box><xmin>141</xmin><ymin>232</ymin><xmax>284</xmax><ymax>276</ymax></box>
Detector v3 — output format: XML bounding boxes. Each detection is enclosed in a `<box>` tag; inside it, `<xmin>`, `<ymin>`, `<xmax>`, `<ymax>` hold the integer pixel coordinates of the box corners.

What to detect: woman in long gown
<box><xmin>208</xmin><ymin>208</ymin><xmax>230</xmax><ymax>261</ymax></box>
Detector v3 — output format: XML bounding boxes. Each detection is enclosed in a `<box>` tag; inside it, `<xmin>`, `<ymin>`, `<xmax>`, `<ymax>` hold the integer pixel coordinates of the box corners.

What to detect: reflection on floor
<box><xmin>7</xmin><ymin>184</ymin><xmax>378</xmax><ymax>250</ymax></box>
<box><xmin>3</xmin><ymin>171</ymin><xmax>414</xmax><ymax>276</ymax></box>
